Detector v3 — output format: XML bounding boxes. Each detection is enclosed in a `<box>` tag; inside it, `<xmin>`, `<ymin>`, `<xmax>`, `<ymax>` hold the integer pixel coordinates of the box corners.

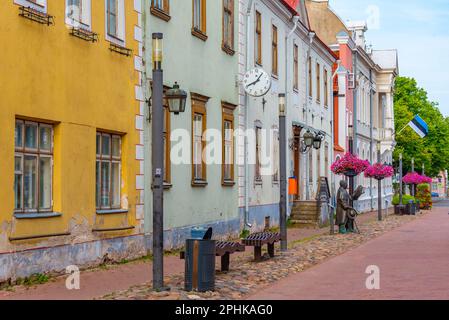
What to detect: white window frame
<box><xmin>14</xmin><ymin>120</ymin><xmax>54</xmax><ymax>214</ymax></box>
<box><xmin>96</xmin><ymin>132</ymin><xmax>122</xmax><ymax>210</ymax></box>
<box><xmin>65</xmin><ymin>0</ymin><xmax>92</xmax><ymax>30</ymax></box>
<box><xmin>14</xmin><ymin>0</ymin><xmax>47</xmax><ymax>13</ymax></box>
<box><xmin>105</xmin><ymin>0</ymin><xmax>126</xmax><ymax>47</ymax></box>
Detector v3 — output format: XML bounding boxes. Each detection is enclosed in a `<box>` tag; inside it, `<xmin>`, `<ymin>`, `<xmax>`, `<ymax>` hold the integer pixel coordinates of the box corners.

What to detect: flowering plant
<box><xmin>364</xmin><ymin>163</ymin><xmax>394</xmax><ymax>180</ymax></box>
<box><xmin>331</xmin><ymin>153</ymin><xmax>370</xmax><ymax>176</ymax></box>
<box><xmin>403</xmin><ymin>172</ymin><xmax>433</xmax><ymax>185</ymax></box>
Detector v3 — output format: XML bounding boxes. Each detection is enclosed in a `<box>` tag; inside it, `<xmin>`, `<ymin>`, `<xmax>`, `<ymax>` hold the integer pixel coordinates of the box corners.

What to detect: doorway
<box><xmin>293</xmin><ymin>126</ymin><xmax>302</xmax><ymax>200</ymax></box>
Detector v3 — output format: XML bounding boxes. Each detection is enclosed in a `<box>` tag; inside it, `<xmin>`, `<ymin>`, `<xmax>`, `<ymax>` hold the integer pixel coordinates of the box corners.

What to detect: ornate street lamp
<box><xmin>313</xmin><ymin>135</ymin><xmax>322</xmax><ymax>150</ymax></box>
<box><xmin>303</xmin><ymin>130</ymin><xmax>315</xmax><ymax>149</ymax></box>
<box><xmin>166</xmin><ymin>82</ymin><xmax>187</xmax><ymax>115</ymax></box>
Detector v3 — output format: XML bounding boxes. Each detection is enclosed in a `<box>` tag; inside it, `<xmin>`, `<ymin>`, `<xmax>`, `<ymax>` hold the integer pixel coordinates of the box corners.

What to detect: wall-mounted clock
<box><xmin>243</xmin><ymin>68</ymin><xmax>272</xmax><ymax>97</ymax></box>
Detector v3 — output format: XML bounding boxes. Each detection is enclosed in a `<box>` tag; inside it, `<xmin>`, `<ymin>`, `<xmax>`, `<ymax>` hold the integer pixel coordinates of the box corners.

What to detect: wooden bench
<box><xmin>180</xmin><ymin>241</ymin><xmax>245</xmax><ymax>272</ymax></box>
<box><xmin>242</xmin><ymin>232</ymin><xmax>281</xmax><ymax>262</ymax></box>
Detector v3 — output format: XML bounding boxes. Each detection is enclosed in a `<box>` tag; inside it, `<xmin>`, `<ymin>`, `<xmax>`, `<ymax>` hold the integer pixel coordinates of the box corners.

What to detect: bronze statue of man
<box><xmin>336</xmin><ymin>180</ymin><xmax>354</xmax><ymax>234</ymax></box>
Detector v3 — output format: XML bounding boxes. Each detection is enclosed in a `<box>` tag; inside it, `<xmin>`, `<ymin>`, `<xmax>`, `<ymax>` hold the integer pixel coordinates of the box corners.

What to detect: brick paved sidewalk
<box><xmin>249</xmin><ymin>204</ymin><xmax>449</xmax><ymax>300</ymax></box>
<box><xmin>0</xmin><ymin>209</ymin><xmax>386</xmax><ymax>300</ymax></box>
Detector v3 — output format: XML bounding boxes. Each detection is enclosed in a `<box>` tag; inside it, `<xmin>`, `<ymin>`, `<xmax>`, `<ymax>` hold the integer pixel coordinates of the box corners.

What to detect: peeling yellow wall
<box><xmin>0</xmin><ymin>1</ymin><xmax>140</xmax><ymax>252</ymax></box>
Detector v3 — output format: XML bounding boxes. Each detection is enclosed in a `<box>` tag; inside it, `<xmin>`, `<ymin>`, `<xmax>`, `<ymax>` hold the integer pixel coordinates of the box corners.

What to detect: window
<box><xmin>192</xmin><ymin>0</ymin><xmax>207</xmax><ymax>40</ymax></box>
<box><xmin>308</xmin><ymin>57</ymin><xmax>312</xmax><ymax>97</ymax></box>
<box><xmin>191</xmin><ymin>93</ymin><xmax>209</xmax><ymax>185</ymax></box>
<box><xmin>272</xmin><ymin>25</ymin><xmax>278</xmax><ymax>76</ymax></box>
<box><xmin>272</xmin><ymin>129</ymin><xmax>279</xmax><ymax>183</ymax></box>
<box><xmin>255</xmin><ymin>11</ymin><xmax>262</xmax><ymax>65</ymax></box>
<box><xmin>222</xmin><ymin>103</ymin><xmax>236</xmax><ymax>185</ymax></box>
<box><xmin>316</xmin><ymin>63</ymin><xmax>321</xmax><ymax>103</ymax></box>
<box><xmin>15</xmin><ymin>0</ymin><xmax>47</xmax><ymax>13</ymax></box>
<box><xmin>96</xmin><ymin>133</ymin><xmax>122</xmax><ymax>210</ymax></box>
<box><xmin>222</xmin><ymin>0</ymin><xmax>234</xmax><ymax>54</ymax></box>
<box><xmin>105</xmin><ymin>0</ymin><xmax>125</xmax><ymax>45</ymax></box>
<box><xmin>293</xmin><ymin>44</ymin><xmax>299</xmax><ymax>90</ymax></box>
<box><xmin>151</xmin><ymin>0</ymin><xmax>170</xmax><ymax>21</ymax></box>
<box><xmin>255</xmin><ymin>126</ymin><xmax>262</xmax><ymax>183</ymax></box>
<box><xmin>324</xmin><ymin>69</ymin><xmax>329</xmax><ymax>106</ymax></box>
<box><xmin>66</xmin><ymin>0</ymin><xmax>91</xmax><ymax>28</ymax></box>
<box><xmin>15</xmin><ymin>120</ymin><xmax>53</xmax><ymax>213</ymax></box>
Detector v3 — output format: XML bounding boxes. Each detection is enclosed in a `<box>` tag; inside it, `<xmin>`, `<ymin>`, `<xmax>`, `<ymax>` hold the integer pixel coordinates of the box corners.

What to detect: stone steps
<box><xmin>290</xmin><ymin>200</ymin><xmax>321</xmax><ymax>229</ymax></box>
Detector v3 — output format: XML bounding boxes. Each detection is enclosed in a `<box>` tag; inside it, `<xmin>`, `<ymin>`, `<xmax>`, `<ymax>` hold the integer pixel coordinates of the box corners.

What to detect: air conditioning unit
<box><xmin>348</xmin><ymin>73</ymin><xmax>355</xmax><ymax>89</ymax></box>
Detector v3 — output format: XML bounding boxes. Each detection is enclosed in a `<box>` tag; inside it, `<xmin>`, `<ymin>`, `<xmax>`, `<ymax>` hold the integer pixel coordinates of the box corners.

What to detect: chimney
<box><xmin>347</xmin><ymin>21</ymin><xmax>368</xmax><ymax>50</ymax></box>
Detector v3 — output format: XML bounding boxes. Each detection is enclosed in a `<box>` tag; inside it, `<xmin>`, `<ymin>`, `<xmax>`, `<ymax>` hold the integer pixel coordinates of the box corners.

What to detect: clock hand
<box><xmin>245</xmin><ymin>73</ymin><xmax>263</xmax><ymax>89</ymax></box>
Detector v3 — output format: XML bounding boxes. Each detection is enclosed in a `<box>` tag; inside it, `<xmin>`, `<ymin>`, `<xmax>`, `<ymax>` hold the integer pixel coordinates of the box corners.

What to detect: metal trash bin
<box><xmin>185</xmin><ymin>239</ymin><xmax>216</xmax><ymax>292</ymax></box>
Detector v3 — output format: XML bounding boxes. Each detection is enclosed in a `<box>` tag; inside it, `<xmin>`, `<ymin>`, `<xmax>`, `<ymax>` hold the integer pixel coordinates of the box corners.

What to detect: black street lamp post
<box><xmin>279</xmin><ymin>94</ymin><xmax>287</xmax><ymax>252</ymax></box>
<box><xmin>377</xmin><ymin>141</ymin><xmax>382</xmax><ymax>221</ymax></box>
<box><xmin>348</xmin><ymin>125</ymin><xmax>354</xmax><ymax>207</ymax></box>
<box><xmin>151</xmin><ymin>33</ymin><xmax>187</xmax><ymax>291</ymax></box>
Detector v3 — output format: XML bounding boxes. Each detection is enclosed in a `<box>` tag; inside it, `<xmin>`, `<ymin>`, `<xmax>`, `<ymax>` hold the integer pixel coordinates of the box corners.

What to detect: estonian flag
<box><xmin>408</xmin><ymin>115</ymin><xmax>429</xmax><ymax>138</ymax></box>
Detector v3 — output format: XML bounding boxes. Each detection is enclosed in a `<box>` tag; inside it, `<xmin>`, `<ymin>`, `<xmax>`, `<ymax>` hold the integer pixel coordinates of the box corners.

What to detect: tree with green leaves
<box><xmin>393</xmin><ymin>76</ymin><xmax>449</xmax><ymax>177</ymax></box>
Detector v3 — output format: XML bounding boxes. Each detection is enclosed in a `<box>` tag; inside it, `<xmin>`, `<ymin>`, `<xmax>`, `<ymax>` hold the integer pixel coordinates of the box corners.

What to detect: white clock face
<box><xmin>243</xmin><ymin>68</ymin><xmax>272</xmax><ymax>97</ymax></box>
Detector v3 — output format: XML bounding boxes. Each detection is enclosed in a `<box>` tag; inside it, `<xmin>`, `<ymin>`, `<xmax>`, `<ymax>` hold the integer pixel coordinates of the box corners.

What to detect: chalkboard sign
<box><xmin>316</xmin><ymin>177</ymin><xmax>331</xmax><ymax>202</ymax></box>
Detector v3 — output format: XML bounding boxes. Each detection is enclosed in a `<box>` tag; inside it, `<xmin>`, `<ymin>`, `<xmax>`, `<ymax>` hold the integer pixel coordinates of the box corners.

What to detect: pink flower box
<box><xmin>364</xmin><ymin>163</ymin><xmax>394</xmax><ymax>180</ymax></box>
<box><xmin>331</xmin><ymin>153</ymin><xmax>370</xmax><ymax>177</ymax></box>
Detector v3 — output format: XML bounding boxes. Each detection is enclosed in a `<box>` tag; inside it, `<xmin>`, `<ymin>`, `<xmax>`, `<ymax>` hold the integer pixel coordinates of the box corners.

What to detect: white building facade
<box><xmin>238</xmin><ymin>0</ymin><xmax>336</xmax><ymax>230</ymax></box>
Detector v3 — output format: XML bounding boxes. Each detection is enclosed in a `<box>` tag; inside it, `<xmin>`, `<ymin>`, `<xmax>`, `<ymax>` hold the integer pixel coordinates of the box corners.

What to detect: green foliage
<box><xmin>392</xmin><ymin>194</ymin><xmax>416</xmax><ymax>205</ymax></box>
<box><xmin>416</xmin><ymin>183</ymin><xmax>433</xmax><ymax>209</ymax></box>
<box><xmin>15</xmin><ymin>274</ymin><xmax>49</xmax><ymax>286</ymax></box>
<box><xmin>393</xmin><ymin>77</ymin><xmax>449</xmax><ymax>177</ymax></box>
<box><xmin>240</xmin><ymin>229</ymin><xmax>250</xmax><ymax>239</ymax></box>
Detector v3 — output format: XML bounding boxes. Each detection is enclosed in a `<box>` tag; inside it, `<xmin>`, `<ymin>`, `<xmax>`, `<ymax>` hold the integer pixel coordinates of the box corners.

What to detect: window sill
<box><xmin>222</xmin><ymin>180</ymin><xmax>236</xmax><ymax>187</ymax></box>
<box><xmin>222</xmin><ymin>45</ymin><xmax>235</xmax><ymax>56</ymax></box>
<box><xmin>293</xmin><ymin>87</ymin><xmax>299</xmax><ymax>93</ymax></box>
<box><xmin>191</xmin><ymin>28</ymin><xmax>208</xmax><ymax>41</ymax></box>
<box><xmin>96</xmin><ymin>209</ymin><xmax>129</xmax><ymax>215</ymax></box>
<box><xmin>164</xmin><ymin>182</ymin><xmax>173</xmax><ymax>190</ymax></box>
<box><xmin>271</xmin><ymin>73</ymin><xmax>279</xmax><ymax>80</ymax></box>
<box><xmin>192</xmin><ymin>180</ymin><xmax>208</xmax><ymax>188</ymax></box>
<box><xmin>255</xmin><ymin>62</ymin><xmax>263</xmax><ymax>68</ymax></box>
<box><xmin>14</xmin><ymin>212</ymin><xmax>62</xmax><ymax>220</ymax></box>
<box><xmin>254</xmin><ymin>179</ymin><xmax>263</xmax><ymax>186</ymax></box>
<box><xmin>150</xmin><ymin>7</ymin><xmax>171</xmax><ymax>22</ymax></box>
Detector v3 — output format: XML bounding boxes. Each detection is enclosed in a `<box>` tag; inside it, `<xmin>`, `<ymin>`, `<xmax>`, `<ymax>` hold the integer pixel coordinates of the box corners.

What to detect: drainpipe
<box><xmin>283</xmin><ymin>15</ymin><xmax>300</xmax><ymax>217</ymax></box>
<box><xmin>352</xmin><ymin>49</ymin><xmax>358</xmax><ymax>202</ymax></box>
<box><xmin>304</xmin><ymin>31</ymin><xmax>315</xmax><ymax>200</ymax></box>
<box><xmin>331</xmin><ymin>60</ymin><xmax>342</xmax><ymax>196</ymax></box>
<box><xmin>244</xmin><ymin>0</ymin><xmax>255</xmax><ymax>229</ymax></box>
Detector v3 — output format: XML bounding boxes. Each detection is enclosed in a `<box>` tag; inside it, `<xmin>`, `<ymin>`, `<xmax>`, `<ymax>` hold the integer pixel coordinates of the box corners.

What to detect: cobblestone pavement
<box><xmin>101</xmin><ymin>212</ymin><xmax>427</xmax><ymax>300</ymax></box>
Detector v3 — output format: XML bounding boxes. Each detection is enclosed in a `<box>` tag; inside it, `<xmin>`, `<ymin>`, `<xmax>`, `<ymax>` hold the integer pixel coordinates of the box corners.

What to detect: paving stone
<box><xmin>101</xmin><ymin>213</ymin><xmax>426</xmax><ymax>300</ymax></box>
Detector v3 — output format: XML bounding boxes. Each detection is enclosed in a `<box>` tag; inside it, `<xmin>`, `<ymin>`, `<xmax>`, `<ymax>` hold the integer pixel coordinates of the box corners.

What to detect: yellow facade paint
<box><xmin>0</xmin><ymin>1</ymin><xmax>142</xmax><ymax>254</ymax></box>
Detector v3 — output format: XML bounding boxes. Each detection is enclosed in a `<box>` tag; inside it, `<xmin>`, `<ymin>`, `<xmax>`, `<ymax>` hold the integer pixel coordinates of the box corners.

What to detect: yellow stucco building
<box><xmin>0</xmin><ymin>0</ymin><xmax>146</xmax><ymax>282</ymax></box>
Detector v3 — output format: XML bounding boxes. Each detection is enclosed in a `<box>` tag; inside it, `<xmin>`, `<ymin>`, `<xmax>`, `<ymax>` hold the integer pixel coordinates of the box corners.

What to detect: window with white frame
<box><xmin>96</xmin><ymin>133</ymin><xmax>122</xmax><ymax>210</ymax></box>
<box><xmin>15</xmin><ymin>0</ymin><xmax>47</xmax><ymax>13</ymax></box>
<box><xmin>66</xmin><ymin>0</ymin><xmax>91</xmax><ymax>29</ymax></box>
<box><xmin>105</xmin><ymin>0</ymin><xmax>125</xmax><ymax>45</ymax></box>
<box><xmin>14</xmin><ymin>120</ymin><xmax>53</xmax><ymax>213</ymax></box>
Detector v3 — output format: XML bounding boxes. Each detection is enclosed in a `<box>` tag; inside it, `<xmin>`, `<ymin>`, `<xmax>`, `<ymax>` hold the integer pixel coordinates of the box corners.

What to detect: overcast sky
<box><xmin>329</xmin><ymin>0</ymin><xmax>449</xmax><ymax>116</ymax></box>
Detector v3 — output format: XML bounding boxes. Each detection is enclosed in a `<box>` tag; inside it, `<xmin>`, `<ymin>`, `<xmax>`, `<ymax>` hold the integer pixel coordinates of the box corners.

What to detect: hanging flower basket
<box><xmin>331</xmin><ymin>153</ymin><xmax>370</xmax><ymax>177</ymax></box>
<box><xmin>364</xmin><ymin>163</ymin><xmax>394</xmax><ymax>181</ymax></box>
<box><xmin>403</xmin><ymin>172</ymin><xmax>432</xmax><ymax>185</ymax></box>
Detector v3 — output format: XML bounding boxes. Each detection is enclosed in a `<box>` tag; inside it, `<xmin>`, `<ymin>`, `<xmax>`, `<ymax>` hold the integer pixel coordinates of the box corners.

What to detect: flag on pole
<box><xmin>408</xmin><ymin>115</ymin><xmax>429</xmax><ymax>138</ymax></box>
